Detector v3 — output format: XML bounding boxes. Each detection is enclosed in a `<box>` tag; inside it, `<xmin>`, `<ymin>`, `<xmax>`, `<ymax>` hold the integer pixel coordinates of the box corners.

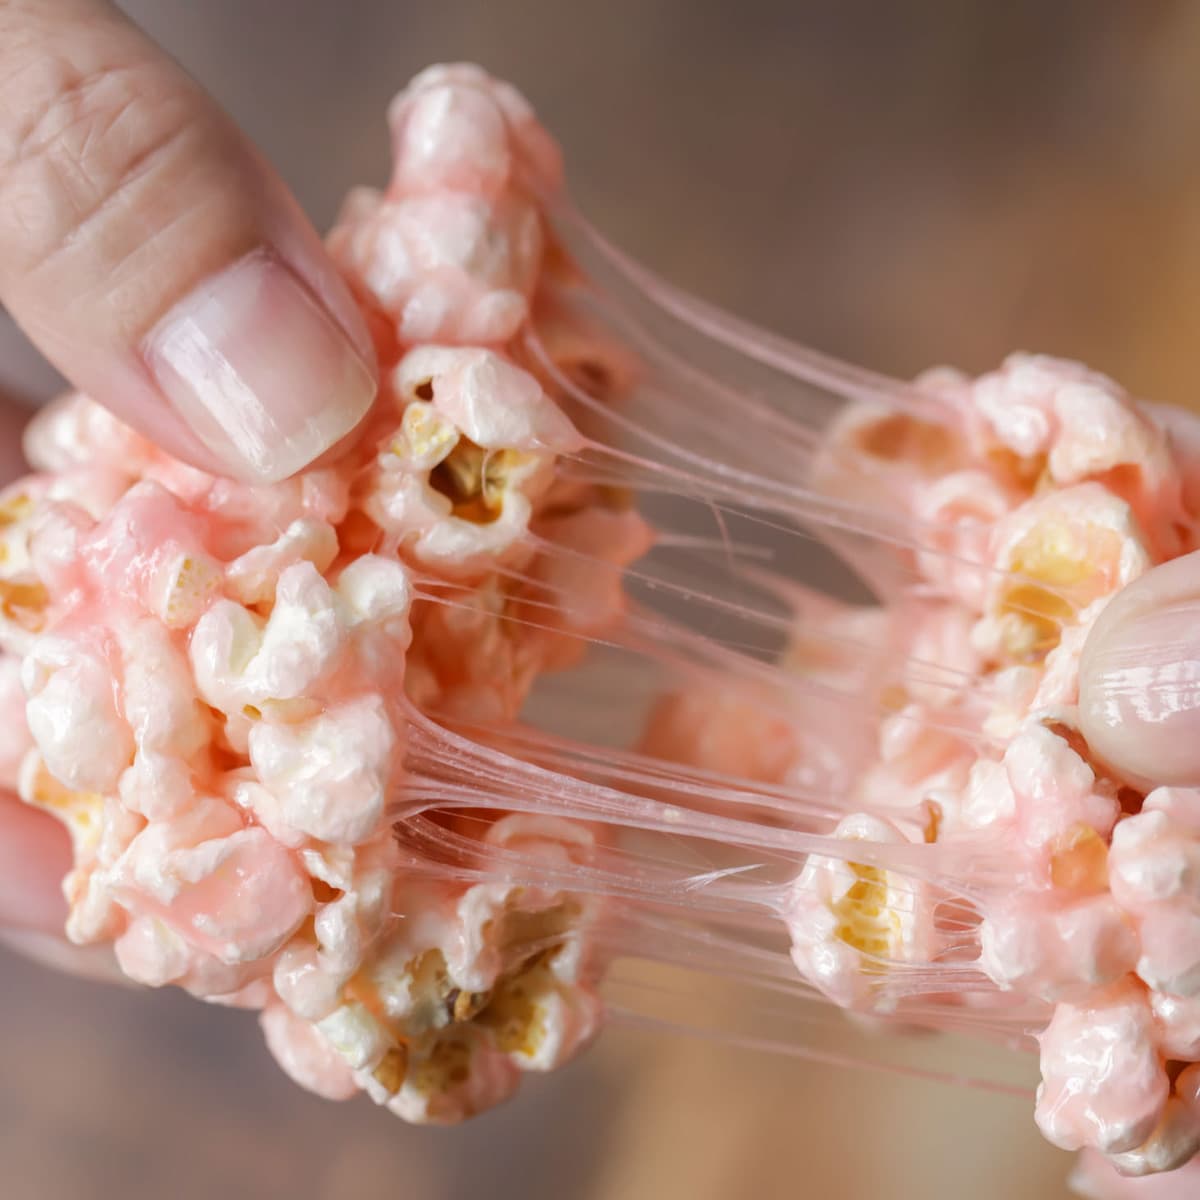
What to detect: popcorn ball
<box><xmin>0</xmin><ymin>64</ymin><xmax>630</xmax><ymax>1126</ymax></box>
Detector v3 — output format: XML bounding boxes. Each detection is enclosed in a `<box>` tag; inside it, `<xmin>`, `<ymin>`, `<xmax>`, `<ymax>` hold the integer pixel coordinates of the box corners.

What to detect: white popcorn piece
<box><xmin>390</xmin><ymin>63</ymin><xmax>563</xmax><ymax>194</ymax></box>
<box><xmin>1110</xmin><ymin>788</ymin><xmax>1200</xmax><ymax>998</ymax></box>
<box><xmin>190</xmin><ymin>562</ymin><xmax>346</xmax><ymax>719</ymax></box>
<box><xmin>23</xmin><ymin>391</ymin><xmax>157</xmax><ymax>475</ymax></box>
<box><xmin>784</xmin><ymin>813</ymin><xmax>932</xmax><ymax>1013</ymax></box>
<box><xmin>225</xmin><ymin>518</ymin><xmax>339</xmax><ymax>607</ymax></box>
<box><xmin>971</xmin><ymin>354</ymin><xmax>1105</xmax><ymax>460</ymax></box>
<box><xmin>330</xmin><ymin>190</ymin><xmax>540</xmax><ymax>345</ymax></box>
<box><xmin>273</xmin><ymin>939</ymin><xmax>349</xmax><ymax>1023</ymax></box>
<box><xmin>118</xmin><ymin>618</ymin><xmax>208</xmax><ymax>759</ymax></box>
<box><xmin>335</xmin><ymin>553</ymin><xmax>413</xmax><ymax>629</ymax></box>
<box><xmin>249</xmin><ymin>695</ymin><xmax>398</xmax><ymax>844</ymax></box>
<box><xmin>147</xmin><ymin>548</ymin><xmax>222</xmax><ymax>628</ymax></box>
<box><xmin>979</xmin><ymin>891</ymin><xmax>1137</xmax><ymax>1002</ymax></box>
<box><xmin>23</xmin><ymin>638</ymin><xmax>134</xmax><ymax>793</ymax></box>
<box><xmin>975</xmin><ymin>484</ymin><xmax>1151</xmax><ymax>664</ymax></box>
<box><xmin>475</xmin><ymin>960</ymin><xmax>603</xmax><ymax>1072</ymax></box>
<box><xmin>114</xmin><ymin>913</ymin><xmax>262</xmax><ymax>997</ymax></box>
<box><xmin>394</xmin><ymin>346</ymin><xmax>582</xmax><ymax>453</ymax></box>
<box><xmin>364</xmin><ymin>346</ymin><xmax>582</xmax><ymax>574</ymax></box>
<box><xmin>1003</xmin><ymin>722</ymin><xmax>1119</xmax><ymax>852</ymax></box>
<box><xmin>317</xmin><ymin>1001</ymin><xmax>392</xmax><ymax>1072</ymax></box>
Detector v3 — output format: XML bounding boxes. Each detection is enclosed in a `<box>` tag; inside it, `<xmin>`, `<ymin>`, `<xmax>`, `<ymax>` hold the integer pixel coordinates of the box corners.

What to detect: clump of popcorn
<box><xmin>798</xmin><ymin>358</ymin><xmax>1200</xmax><ymax>1177</ymax></box>
<box><xmin>0</xmin><ymin>64</ymin><xmax>636</xmax><ymax>1124</ymax></box>
<box><xmin>328</xmin><ymin>64</ymin><xmax>560</xmax><ymax>346</ymax></box>
<box><xmin>647</xmin><ymin>353</ymin><xmax>1200</xmax><ymax>1182</ymax></box>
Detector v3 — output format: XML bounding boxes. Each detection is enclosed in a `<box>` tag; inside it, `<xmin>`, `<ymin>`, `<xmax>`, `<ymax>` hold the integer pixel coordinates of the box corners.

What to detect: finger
<box><xmin>0</xmin><ymin>927</ymin><xmax>129</xmax><ymax>985</ymax></box>
<box><xmin>0</xmin><ymin>792</ymin><xmax>70</xmax><ymax>933</ymax></box>
<box><xmin>0</xmin><ymin>0</ymin><xmax>377</xmax><ymax>483</ymax></box>
<box><xmin>1079</xmin><ymin>551</ymin><xmax>1200</xmax><ymax>788</ymax></box>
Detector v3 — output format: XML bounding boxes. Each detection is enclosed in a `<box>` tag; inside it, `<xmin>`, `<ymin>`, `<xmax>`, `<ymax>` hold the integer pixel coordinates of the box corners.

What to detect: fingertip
<box><xmin>1080</xmin><ymin>552</ymin><xmax>1200</xmax><ymax>788</ymax></box>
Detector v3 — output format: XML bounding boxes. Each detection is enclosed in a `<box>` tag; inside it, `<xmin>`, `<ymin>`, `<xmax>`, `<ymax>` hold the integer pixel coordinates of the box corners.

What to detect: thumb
<box><xmin>0</xmin><ymin>0</ymin><xmax>377</xmax><ymax>482</ymax></box>
<box><xmin>1079</xmin><ymin>551</ymin><xmax>1200</xmax><ymax>788</ymax></box>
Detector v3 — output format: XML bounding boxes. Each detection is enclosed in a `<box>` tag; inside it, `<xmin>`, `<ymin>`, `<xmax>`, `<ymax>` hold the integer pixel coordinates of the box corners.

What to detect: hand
<box><xmin>0</xmin><ymin>0</ymin><xmax>380</xmax><ymax>939</ymax></box>
<box><xmin>1081</xmin><ymin>550</ymin><xmax>1200</xmax><ymax>788</ymax></box>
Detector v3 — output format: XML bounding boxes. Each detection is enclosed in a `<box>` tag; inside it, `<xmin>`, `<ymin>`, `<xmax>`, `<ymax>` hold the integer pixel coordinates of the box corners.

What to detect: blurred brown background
<box><xmin>4</xmin><ymin>1</ymin><xmax>1200</xmax><ymax>1196</ymax></box>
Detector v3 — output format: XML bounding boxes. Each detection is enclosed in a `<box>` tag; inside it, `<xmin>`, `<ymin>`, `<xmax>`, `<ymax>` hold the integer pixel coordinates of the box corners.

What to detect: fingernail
<box><xmin>1080</xmin><ymin>596</ymin><xmax>1200</xmax><ymax>787</ymax></box>
<box><xmin>144</xmin><ymin>249</ymin><xmax>376</xmax><ymax>483</ymax></box>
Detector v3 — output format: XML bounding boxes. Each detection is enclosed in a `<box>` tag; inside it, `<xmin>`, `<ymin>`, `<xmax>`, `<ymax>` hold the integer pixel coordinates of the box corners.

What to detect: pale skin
<box><xmin>0</xmin><ymin>0</ymin><xmax>1195</xmax><ymax>946</ymax></box>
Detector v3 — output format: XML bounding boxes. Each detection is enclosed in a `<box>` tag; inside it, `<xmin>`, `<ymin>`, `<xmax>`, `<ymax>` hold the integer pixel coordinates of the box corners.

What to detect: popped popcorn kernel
<box><xmin>1036</xmin><ymin>981</ymin><xmax>1169</xmax><ymax>1156</ymax></box>
<box><xmin>981</xmin><ymin>485</ymin><xmax>1150</xmax><ymax>664</ymax></box>
<box><xmin>153</xmin><ymin>551</ymin><xmax>221</xmax><ymax>628</ymax></box>
<box><xmin>785</xmin><ymin>814</ymin><xmax>931</xmax><ymax>1012</ymax></box>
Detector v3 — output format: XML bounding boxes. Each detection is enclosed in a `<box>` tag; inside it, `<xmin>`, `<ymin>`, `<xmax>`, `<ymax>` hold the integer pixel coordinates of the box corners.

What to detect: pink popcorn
<box><xmin>365</xmin><ymin>346</ymin><xmax>581</xmax><ymax>576</ymax></box>
<box><xmin>785</xmin><ymin>813</ymin><xmax>932</xmax><ymax>1013</ymax></box>
<box><xmin>966</xmin><ymin>355</ymin><xmax>1186</xmax><ymax>558</ymax></box>
<box><xmin>329</xmin><ymin>189</ymin><xmax>543</xmax><ymax>345</ymax></box>
<box><xmin>1036</xmin><ymin>981</ymin><xmax>1169</xmax><ymax>1156</ymax></box>
<box><xmin>328</xmin><ymin>67</ymin><xmax>556</xmax><ymax>348</ymax></box>
<box><xmin>23</xmin><ymin>639</ymin><xmax>132</xmax><ymax>794</ymax></box>
<box><xmin>968</xmin><ymin>355</ymin><xmax>1125</xmax><ymax>463</ymax></box>
<box><xmin>1109</xmin><ymin>789</ymin><xmax>1200</xmax><ymax>998</ymax></box>
<box><xmin>1003</xmin><ymin>723</ymin><xmax>1120</xmax><ymax>856</ymax></box>
<box><xmin>979</xmin><ymin>889</ymin><xmax>1137</xmax><ymax>1002</ymax></box>
<box><xmin>108</xmin><ymin>796</ymin><xmax>310</xmax><ymax>978</ymax></box>
<box><xmin>394</xmin><ymin>345</ymin><xmax>582</xmax><ymax>452</ymax></box>
<box><xmin>974</xmin><ymin>483</ymin><xmax>1151</xmax><ymax>665</ymax></box>
<box><xmin>387</xmin><ymin>63</ymin><xmax>564</xmax><ymax>198</ymax></box>
<box><xmin>23</xmin><ymin>390</ymin><xmax>158</xmax><ymax>476</ymax></box>
<box><xmin>912</xmin><ymin>469</ymin><xmax>1016</xmax><ymax>610</ymax></box>
<box><xmin>260</xmin><ymin>1000</ymin><xmax>359</xmax><ymax>1101</ymax></box>
<box><xmin>224</xmin><ymin>518</ymin><xmax>339</xmax><ymax>606</ymax></box>
<box><xmin>259</xmin><ymin>814</ymin><xmax>602</xmax><ymax>1124</ymax></box>
<box><xmin>946</xmin><ymin>722</ymin><xmax>1119</xmax><ymax>861</ymax></box>
<box><xmin>190</xmin><ymin>564</ymin><xmax>348</xmax><ymax>718</ymax></box>
<box><xmin>0</xmin><ymin>67</ymin><xmax>627</xmax><ymax>1134</ymax></box>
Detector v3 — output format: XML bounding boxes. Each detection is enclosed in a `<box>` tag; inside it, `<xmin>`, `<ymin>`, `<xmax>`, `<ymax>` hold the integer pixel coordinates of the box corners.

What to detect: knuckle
<box><xmin>0</xmin><ymin>54</ymin><xmax>204</xmax><ymax>277</ymax></box>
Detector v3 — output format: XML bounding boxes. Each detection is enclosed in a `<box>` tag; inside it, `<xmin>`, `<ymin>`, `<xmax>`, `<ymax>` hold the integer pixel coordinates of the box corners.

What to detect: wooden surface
<box><xmin>6</xmin><ymin>2</ymin><xmax>1200</xmax><ymax>1196</ymax></box>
